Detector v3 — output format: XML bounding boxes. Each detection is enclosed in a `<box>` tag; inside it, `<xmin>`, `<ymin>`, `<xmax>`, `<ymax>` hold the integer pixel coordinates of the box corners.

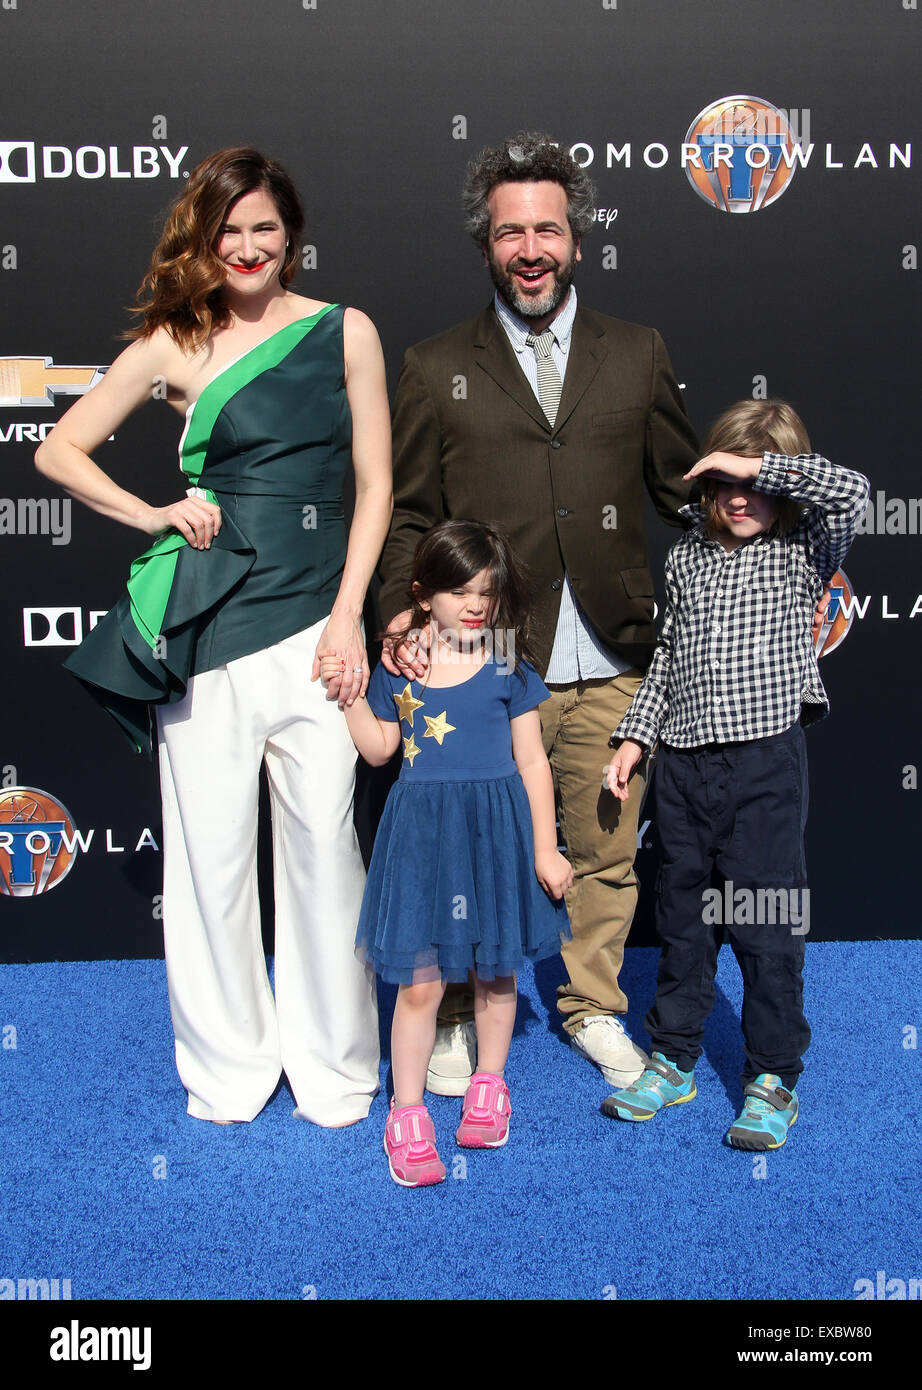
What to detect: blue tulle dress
<box><xmin>356</xmin><ymin>657</ymin><xmax>570</xmax><ymax>985</ymax></box>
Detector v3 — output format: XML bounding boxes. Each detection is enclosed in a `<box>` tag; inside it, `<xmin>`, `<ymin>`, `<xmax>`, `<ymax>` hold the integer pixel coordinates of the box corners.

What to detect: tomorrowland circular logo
<box><xmin>0</xmin><ymin>787</ymin><xmax>79</xmax><ymax>897</ymax></box>
<box><xmin>814</xmin><ymin>569</ymin><xmax>855</xmax><ymax>658</ymax></box>
<box><xmin>685</xmin><ymin>96</ymin><xmax>798</xmax><ymax>213</ymax></box>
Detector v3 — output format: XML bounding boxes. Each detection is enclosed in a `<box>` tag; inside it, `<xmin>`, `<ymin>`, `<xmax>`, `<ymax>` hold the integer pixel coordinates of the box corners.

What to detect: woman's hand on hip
<box><xmin>148</xmin><ymin>490</ymin><xmax>223</xmax><ymax>549</ymax></box>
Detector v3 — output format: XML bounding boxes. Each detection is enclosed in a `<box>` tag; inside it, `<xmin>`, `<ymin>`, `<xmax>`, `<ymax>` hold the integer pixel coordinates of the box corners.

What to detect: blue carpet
<box><xmin>1</xmin><ymin>942</ymin><xmax>919</xmax><ymax>1302</ymax></box>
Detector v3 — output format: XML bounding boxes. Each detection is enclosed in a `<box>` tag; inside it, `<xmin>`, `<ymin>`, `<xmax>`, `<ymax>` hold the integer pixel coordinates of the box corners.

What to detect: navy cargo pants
<box><xmin>646</xmin><ymin>723</ymin><xmax>812</xmax><ymax>1089</ymax></box>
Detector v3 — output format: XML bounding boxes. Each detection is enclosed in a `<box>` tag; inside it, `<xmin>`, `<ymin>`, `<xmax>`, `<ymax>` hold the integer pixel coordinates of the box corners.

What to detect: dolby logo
<box><xmin>0</xmin><ymin>142</ymin><xmax>189</xmax><ymax>184</ymax></box>
<box><xmin>23</xmin><ymin>607</ymin><xmax>106</xmax><ymax>647</ymax></box>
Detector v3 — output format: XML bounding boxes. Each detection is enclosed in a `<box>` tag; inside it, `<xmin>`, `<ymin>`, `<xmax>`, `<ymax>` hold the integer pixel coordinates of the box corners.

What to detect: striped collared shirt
<box><xmin>494</xmin><ymin>288</ymin><xmax>631</xmax><ymax>682</ymax></box>
<box><xmin>614</xmin><ymin>452</ymin><xmax>870</xmax><ymax>749</ymax></box>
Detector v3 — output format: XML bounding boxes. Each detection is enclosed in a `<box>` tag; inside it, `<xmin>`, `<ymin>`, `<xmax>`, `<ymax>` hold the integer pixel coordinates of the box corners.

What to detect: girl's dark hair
<box><xmin>388</xmin><ymin>519</ymin><xmax>539</xmax><ymax>679</ymax></box>
<box><xmin>127</xmin><ymin>146</ymin><xmax>304</xmax><ymax>352</ymax></box>
<box><xmin>700</xmin><ymin>398</ymin><xmax>812</xmax><ymax>538</ymax></box>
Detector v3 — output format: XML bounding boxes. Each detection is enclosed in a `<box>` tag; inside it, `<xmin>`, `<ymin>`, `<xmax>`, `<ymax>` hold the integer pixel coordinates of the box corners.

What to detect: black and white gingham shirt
<box><xmin>613</xmin><ymin>452</ymin><xmax>870</xmax><ymax>749</ymax></box>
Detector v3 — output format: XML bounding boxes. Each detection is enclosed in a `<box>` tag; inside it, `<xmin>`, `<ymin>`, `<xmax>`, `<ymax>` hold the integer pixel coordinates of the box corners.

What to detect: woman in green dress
<box><xmin>35</xmin><ymin>147</ymin><xmax>391</xmax><ymax>1127</ymax></box>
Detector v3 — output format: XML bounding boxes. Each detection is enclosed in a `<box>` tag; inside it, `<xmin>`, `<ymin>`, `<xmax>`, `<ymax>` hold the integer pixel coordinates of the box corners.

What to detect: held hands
<box><xmin>683</xmin><ymin>451</ymin><xmax>762</xmax><ymax>485</ymax></box>
<box><xmin>535</xmin><ymin>848</ymin><xmax>574</xmax><ymax>901</ymax></box>
<box><xmin>147</xmin><ymin>488</ymin><xmax>222</xmax><ymax>549</ymax></box>
<box><xmin>319</xmin><ymin>652</ymin><xmax>345</xmax><ymax>684</ymax></box>
<box><xmin>380</xmin><ymin>609</ymin><xmax>431</xmax><ymax>679</ymax></box>
<box><xmin>313</xmin><ymin>610</ymin><xmax>368</xmax><ymax>707</ymax></box>
<box><xmin>604</xmin><ymin>740</ymin><xmax>645</xmax><ymax>802</ymax></box>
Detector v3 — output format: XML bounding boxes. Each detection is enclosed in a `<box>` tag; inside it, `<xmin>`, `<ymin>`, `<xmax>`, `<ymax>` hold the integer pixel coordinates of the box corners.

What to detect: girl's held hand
<box><xmin>147</xmin><ymin>492</ymin><xmax>223</xmax><ymax>549</ymax></box>
<box><xmin>605</xmin><ymin>740</ymin><xmax>644</xmax><ymax>801</ymax></box>
<box><xmin>535</xmin><ymin>848</ymin><xmax>574</xmax><ymax>901</ymax></box>
<box><xmin>312</xmin><ymin>611</ymin><xmax>368</xmax><ymax>706</ymax></box>
<box><xmin>319</xmin><ymin>652</ymin><xmax>345</xmax><ymax>686</ymax></box>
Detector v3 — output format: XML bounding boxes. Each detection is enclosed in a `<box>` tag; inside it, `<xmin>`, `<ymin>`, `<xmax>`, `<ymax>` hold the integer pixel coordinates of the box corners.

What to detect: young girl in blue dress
<box><xmin>322</xmin><ymin>520</ymin><xmax>571</xmax><ymax>1187</ymax></box>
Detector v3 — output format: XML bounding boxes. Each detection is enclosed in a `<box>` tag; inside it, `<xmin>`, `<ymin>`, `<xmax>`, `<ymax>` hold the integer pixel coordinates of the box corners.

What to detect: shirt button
<box><xmin>551</xmin><ymin>440</ymin><xmax>562</xmax><ymax>450</ymax></box>
<box><xmin>557</xmin><ymin>507</ymin><xmax>569</xmax><ymax>517</ymax></box>
<box><xmin>713</xmin><ymin>625</ymin><xmax>721</xmax><ymax>633</ymax></box>
<box><xmin>551</xmin><ymin>579</ymin><xmax>562</xmax><ymax>591</ymax></box>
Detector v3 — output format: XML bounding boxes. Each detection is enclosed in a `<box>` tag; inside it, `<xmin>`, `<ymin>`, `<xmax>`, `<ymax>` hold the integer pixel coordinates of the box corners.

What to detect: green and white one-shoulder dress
<box><xmin>65</xmin><ymin>304</ymin><xmax>351</xmax><ymax>753</ymax></box>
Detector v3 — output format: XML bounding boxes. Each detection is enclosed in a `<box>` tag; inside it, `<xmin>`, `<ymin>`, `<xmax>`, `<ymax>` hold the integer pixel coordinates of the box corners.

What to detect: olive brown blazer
<box><xmin>378</xmin><ymin>302</ymin><xmax>699</xmax><ymax>674</ymax></box>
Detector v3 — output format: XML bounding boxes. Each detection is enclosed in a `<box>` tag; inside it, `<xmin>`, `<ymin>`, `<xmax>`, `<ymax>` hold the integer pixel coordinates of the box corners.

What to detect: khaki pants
<box><xmin>438</xmin><ymin>670</ymin><xmax>646</xmax><ymax>1034</ymax></box>
<box><xmin>541</xmin><ymin>672</ymin><xmax>647</xmax><ymax>1031</ymax></box>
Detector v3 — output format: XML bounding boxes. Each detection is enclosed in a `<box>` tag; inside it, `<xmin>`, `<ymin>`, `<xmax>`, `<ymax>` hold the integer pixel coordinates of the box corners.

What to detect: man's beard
<box><xmin>488</xmin><ymin>250</ymin><xmax>576</xmax><ymax>321</ymax></box>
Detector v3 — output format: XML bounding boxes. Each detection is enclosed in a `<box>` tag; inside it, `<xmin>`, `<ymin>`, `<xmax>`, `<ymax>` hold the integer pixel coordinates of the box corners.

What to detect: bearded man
<box><xmin>377</xmin><ymin>132</ymin><xmax>699</xmax><ymax>1095</ymax></box>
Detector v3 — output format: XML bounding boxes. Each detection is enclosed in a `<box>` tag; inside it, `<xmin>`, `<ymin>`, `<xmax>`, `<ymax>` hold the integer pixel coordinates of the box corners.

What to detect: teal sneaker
<box><xmin>601</xmin><ymin>1052</ymin><xmax>697</xmax><ymax>1121</ymax></box>
<box><xmin>726</xmin><ymin>1074</ymin><xmax>798</xmax><ymax>1150</ymax></box>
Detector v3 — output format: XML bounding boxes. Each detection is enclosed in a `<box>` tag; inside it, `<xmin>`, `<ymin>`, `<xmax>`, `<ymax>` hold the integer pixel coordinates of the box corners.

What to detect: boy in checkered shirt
<box><xmin>603</xmin><ymin>399</ymin><xmax>869</xmax><ymax>1150</ymax></box>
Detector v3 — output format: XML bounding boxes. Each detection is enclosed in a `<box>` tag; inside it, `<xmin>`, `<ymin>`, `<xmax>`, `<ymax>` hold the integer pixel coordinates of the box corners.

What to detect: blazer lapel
<box><xmin>554</xmin><ymin>309</ymin><xmax>607</xmax><ymax>433</ymax></box>
<box><xmin>472</xmin><ymin>306</ymin><xmax>550</xmax><ymax>433</ymax></box>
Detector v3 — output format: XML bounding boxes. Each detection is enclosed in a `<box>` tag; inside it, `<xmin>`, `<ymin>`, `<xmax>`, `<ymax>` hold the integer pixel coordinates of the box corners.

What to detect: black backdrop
<box><xmin>2</xmin><ymin>0</ymin><xmax>919</xmax><ymax>958</ymax></box>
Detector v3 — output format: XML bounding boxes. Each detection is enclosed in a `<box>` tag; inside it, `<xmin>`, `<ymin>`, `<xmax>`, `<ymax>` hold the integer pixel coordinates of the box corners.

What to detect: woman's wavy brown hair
<box><xmin>128</xmin><ymin>147</ymin><xmax>304</xmax><ymax>353</ymax></box>
<box><xmin>700</xmin><ymin>398</ymin><xmax>812</xmax><ymax>538</ymax></box>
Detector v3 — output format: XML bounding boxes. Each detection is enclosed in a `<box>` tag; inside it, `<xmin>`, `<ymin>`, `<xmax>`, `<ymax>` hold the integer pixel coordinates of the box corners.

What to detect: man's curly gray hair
<box><xmin>462</xmin><ymin>132</ymin><xmax>597</xmax><ymax>243</ymax></box>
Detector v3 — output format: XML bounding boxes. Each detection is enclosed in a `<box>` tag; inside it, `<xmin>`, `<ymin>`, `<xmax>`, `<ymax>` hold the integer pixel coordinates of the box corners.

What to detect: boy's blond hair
<box><xmin>700</xmin><ymin>399</ymin><xmax>811</xmax><ymax>538</ymax></box>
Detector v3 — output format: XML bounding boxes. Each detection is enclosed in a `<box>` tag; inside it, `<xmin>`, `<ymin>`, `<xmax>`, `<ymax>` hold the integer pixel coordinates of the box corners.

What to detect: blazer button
<box><xmin>557</xmin><ymin>507</ymin><xmax>569</xmax><ymax>517</ymax></box>
<box><xmin>550</xmin><ymin>439</ymin><xmax>561</xmax><ymax>449</ymax></box>
<box><xmin>551</xmin><ymin>579</ymin><xmax>562</xmax><ymax>591</ymax></box>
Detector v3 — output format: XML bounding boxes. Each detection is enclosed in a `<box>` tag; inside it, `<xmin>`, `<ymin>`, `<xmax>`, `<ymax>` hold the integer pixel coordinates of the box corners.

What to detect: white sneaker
<box><xmin>569</xmin><ymin>1016</ymin><xmax>649</xmax><ymax>1088</ymax></box>
<box><xmin>426</xmin><ymin>1021</ymin><xmax>477</xmax><ymax>1096</ymax></box>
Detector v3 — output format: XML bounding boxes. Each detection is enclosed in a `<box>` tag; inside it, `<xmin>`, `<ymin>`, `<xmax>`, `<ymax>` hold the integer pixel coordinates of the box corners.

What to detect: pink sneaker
<box><xmin>383</xmin><ymin>1101</ymin><xmax>446</xmax><ymax>1187</ymax></box>
<box><xmin>456</xmin><ymin>1072</ymin><xmax>511</xmax><ymax>1148</ymax></box>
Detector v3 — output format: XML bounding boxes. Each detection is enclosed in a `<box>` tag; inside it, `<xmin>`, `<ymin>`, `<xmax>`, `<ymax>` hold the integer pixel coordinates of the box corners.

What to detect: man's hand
<box><xmin>380</xmin><ymin>608</ymin><xmax>431</xmax><ymax>678</ymax></box>
<box><xmin>604</xmin><ymin>740</ymin><xmax>645</xmax><ymax>802</ymax></box>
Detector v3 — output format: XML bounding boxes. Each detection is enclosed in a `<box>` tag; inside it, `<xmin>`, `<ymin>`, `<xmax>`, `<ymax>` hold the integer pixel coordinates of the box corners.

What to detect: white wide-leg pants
<box><xmin>156</xmin><ymin>618</ymin><xmax>379</xmax><ymax>1125</ymax></box>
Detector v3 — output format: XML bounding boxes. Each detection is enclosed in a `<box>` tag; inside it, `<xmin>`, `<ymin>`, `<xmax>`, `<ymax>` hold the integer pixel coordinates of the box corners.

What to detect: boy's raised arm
<box><xmin>755</xmin><ymin>451</ymin><xmax>870</xmax><ymax>581</ymax></box>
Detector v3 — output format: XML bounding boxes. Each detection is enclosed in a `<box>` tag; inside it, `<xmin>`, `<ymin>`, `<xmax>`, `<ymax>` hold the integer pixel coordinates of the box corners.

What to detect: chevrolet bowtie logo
<box><xmin>0</xmin><ymin>357</ymin><xmax>106</xmax><ymax>407</ymax></box>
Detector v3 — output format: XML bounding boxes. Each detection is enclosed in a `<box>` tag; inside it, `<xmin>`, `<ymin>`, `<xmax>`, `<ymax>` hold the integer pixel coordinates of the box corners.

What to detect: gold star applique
<box><xmin>393</xmin><ymin>683</ymin><xmax>425</xmax><ymax>727</ymax></box>
<box><xmin>422</xmin><ymin>711</ymin><xmax>456</xmax><ymax>746</ymax></box>
<box><xmin>403</xmin><ymin>734</ymin><xmax>422</xmax><ymax>767</ymax></box>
